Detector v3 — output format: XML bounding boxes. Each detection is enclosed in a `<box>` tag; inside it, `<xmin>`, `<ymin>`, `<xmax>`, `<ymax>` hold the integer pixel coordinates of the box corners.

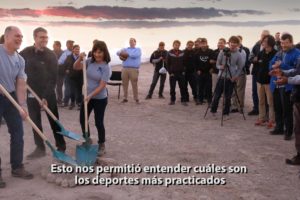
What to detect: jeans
<box><xmin>197</xmin><ymin>73</ymin><xmax>212</xmax><ymax>103</ymax></box>
<box><xmin>27</xmin><ymin>92</ymin><xmax>66</xmax><ymax>150</ymax></box>
<box><xmin>0</xmin><ymin>93</ymin><xmax>24</xmax><ymax>170</ymax></box>
<box><xmin>185</xmin><ymin>72</ymin><xmax>197</xmax><ymax>100</ymax></box>
<box><xmin>80</xmin><ymin>98</ymin><xmax>108</xmax><ymax>144</ymax></box>
<box><xmin>147</xmin><ymin>71</ymin><xmax>166</xmax><ymax>97</ymax></box>
<box><xmin>252</xmin><ymin>74</ymin><xmax>259</xmax><ymax>111</ymax></box>
<box><xmin>273</xmin><ymin>88</ymin><xmax>293</xmax><ymax>136</ymax></box>
<box><xmin>169</xmin><ymin>72</ymin><xmax>187</xmax><ymax>102</ymax></box>
<box><xmin>56</xmin><ymin>74</ymin><xmax>65</xmax><ymax>104</ymax></box>
<box><xmin>211</xmin><ymin>78</ymin><xmax>234</xmax><ymax>115</ymax></box>
<box><xmin>63</xmin><ymin>75</ymin><xmax>76</xmax><ymax>105</ymax></box>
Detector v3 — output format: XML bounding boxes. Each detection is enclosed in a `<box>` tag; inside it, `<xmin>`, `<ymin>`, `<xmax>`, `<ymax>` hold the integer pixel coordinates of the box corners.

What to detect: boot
<box><xmin>26</xmin><ymin>147</ymin><xmax>46</xmax><ymax>160</ymax></box>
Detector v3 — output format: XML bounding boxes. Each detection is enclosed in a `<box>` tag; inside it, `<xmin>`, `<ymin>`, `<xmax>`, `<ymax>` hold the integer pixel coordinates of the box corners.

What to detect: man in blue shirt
<box><xmin>269</xmin><ymin>33</ymin><xmax>300</xmax><ymax>140</ymax></box>
<box><xmin>0</xmin><ymin>26</ymin><xmax>34</xmax><ymax>188</ymax></box>
<box><xmin>117</xmin><ymin>38</ymin><xmax>142</xmax><ymax>103</ymax></box>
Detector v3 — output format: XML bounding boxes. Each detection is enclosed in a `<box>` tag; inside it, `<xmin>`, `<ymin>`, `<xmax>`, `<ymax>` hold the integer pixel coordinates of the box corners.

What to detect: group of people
<box><xmin>1</xmin><ymin>25</ymin><xmax>300</xmax><ymax>189</ymax></box>
<box><xmin>0</xmin><ymin>26</ymin><xmax>111</xmax><ymax>188</ymax></box>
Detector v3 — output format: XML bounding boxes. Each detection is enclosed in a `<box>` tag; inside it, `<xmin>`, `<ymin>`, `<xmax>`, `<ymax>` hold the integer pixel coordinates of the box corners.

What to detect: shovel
<box><xmin>0</xmin><ymin>84</ymin><xmax>77</xmax><ymax>166</ymax></box>
<box><xmin>26</xmin><ymin>85</ymin><xmax>84</xmax><ymax>141</ymax></box>
<box><xmin>75</xmin><ymin>57</ymin><xmax>98</xmax><ymax>166</ymax></box>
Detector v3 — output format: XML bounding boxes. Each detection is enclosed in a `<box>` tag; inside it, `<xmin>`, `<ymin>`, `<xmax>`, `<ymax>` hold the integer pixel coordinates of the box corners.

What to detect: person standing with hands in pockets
<box><xmin>74</xmin><ymin>41</ymin><xmax>111</xmax><ymax>156</ymax></box>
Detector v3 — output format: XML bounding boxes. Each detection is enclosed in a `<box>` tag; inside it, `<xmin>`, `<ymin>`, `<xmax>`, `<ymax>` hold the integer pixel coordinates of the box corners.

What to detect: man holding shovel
<box><xmin>20</xmin><ymin>27</ymin><xmax>66</xmax><ymax>159</ymax></box>
<box><xmin>0</xmin><ymin>26</ymin><xmax>33</xmax><ymax>188</ymax></box>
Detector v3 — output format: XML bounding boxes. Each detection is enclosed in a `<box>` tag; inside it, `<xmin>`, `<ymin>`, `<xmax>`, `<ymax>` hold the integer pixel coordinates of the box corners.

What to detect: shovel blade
<box><xmin>52</xmin><ymin>150</ymin><xmax>77</xmax><ymax>166</ymax></box>
<box><xmin>76</xmin><ymin>144</ymin><xmax>98</xmax><ymax>166</ymax></box>
<box><xmin>57</xmin><ymin>130</ymin><xmax>84</xmax><ymax>141</ymax></box>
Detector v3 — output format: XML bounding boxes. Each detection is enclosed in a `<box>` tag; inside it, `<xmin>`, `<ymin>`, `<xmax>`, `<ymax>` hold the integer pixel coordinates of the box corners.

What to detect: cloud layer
<box><xmin>0</xmin><ymin>6</ymin><xmax>266</xmax><ymax>20</ymax></box>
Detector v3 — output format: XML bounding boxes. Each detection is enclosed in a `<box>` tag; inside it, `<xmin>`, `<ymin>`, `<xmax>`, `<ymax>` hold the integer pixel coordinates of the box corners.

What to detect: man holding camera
<box><xmin>210</xmin><ymin>36</ymin><xmax>244</xmax><ymax>119</ymax></box>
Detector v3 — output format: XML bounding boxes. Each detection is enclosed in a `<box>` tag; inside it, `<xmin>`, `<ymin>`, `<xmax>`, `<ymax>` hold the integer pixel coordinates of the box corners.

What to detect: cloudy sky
<box><xmin>0</xmin><ymin>0</ymin><xmax>299</xmax><ymax>64</ymax></box>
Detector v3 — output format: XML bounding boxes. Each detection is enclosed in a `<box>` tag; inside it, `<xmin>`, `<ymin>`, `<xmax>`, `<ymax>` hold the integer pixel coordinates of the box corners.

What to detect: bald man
<box><xmin>0</xmin><ymin>26</ymin><xmax>34</xmax><ymax>188</ymax></box>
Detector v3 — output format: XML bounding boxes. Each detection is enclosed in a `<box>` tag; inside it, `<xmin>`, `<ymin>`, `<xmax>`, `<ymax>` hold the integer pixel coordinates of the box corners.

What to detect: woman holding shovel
<box><xmin>74</xmin><ymin>41</ymin><xmax>111</xmax><ymax>156</ymax></box>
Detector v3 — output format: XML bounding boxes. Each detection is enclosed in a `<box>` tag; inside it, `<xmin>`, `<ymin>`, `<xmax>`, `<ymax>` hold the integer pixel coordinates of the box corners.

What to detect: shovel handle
<box><xmin>0</xmin><ymin>84</ymin><xmax>47</xmax><ymax>141</ymax></box>
<box><xmin>26</xmin><ymin>85</ymin><xmax>58</xmax><ymax>121</ymax></box>
<box><xmin>82</xmin><ymin>57</ymin><xmax>88</xmax><ymax>134</ymax></box>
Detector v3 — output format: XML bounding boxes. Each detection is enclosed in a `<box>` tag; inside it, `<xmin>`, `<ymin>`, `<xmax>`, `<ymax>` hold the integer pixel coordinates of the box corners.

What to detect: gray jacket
<box><xmin>216</xmin><ymin>49</ymin><xmax>244</xmax><ymax>79</ymax></box>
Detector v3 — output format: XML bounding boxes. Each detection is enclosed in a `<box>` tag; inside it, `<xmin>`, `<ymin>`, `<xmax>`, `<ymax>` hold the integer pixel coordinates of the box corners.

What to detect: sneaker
<box><xmin>266</xmin><ymin>121</ymin><xmax>275</xmax><ymax>129</ymax></box>
<box><xmin>98</xmin><ymin>143</ymin><xmax>106</xmax><ymax>157</ymax></box>
<box><xmin>168</xmin><ymin>101</ymin><xmax>175</xmax><ymax>105</ymax></box>
<box><xmin>159</xmin><ymin>95</ymin><xmax>165</xmax><ymax>99</ymax></box>
<box><xmin>284</xmin><ymin>134</ymin><xmax>293</xmax><ymax>141</ymax></box>
<box><xmin>0</xmin><ymin>173</ymin><xmax>6</xmax><ymax>188</ymax></box>
<box><xmin>11</xmin><ymin>167</ymin><xmax>34</xmax><ymax>180</ymax></box>
<box><xmin>121</xmin><ymin>99</ymin><xmax>128</xmax><ymax>103</ymax></box>
<box><xmin>69</xmin><ymin>103</ymin><xmax>75</xmax><ymax>110</ymax></box>
<box><xmin>248</xmin><ymin>110</ymin><xmax>259</xmax><ymax>116</ymax></box>
<box><xmin>255</xmin><ymin>120</ymin><xmax>266</xmax><ymax>126</ymax></box>
<box><xmin>286</xmin><ymin>154</ymin><xmax>300</xmax><ymax>165</ymax></box>
<box><xmin>223</xmin><ymin>115</ymin><xmax>230</xmax><ymax>121</ymax></box>
<box><xmin>181</xmin><ymin>102</ymin><xmax>188</xmax><ymax>106</ymax></box>
<box><xmin>231</xmin><ymin>109</ymin><xmax>239</xmax><ymax>113</ymax></box>
<box><xmin>145</xmin><ymin>95</ymin><xmax>152</xmax><ymax>100</ymax></box>
<box><xmin>270</xmin><ymin>129</ymin><xmax>284</xmax><ymax>135</ymax></box>
<box><xmin>26</xmin><ymin>148</ymin><xmax>46</xmax><ymax>160</ymax></box>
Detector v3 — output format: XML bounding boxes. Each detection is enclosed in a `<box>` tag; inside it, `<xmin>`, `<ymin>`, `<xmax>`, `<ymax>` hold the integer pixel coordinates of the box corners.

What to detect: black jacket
<box><xmin>256</xmin><ymin>49</ymin><xmax>277</xmax><ymax>84</ymax></box>
<box><xmin>194</xmin><ymin>48</ymin><xmax>214</xmax><ymax>74</ymax></box>
<box><xmin>20</xmin><ymin>46</ymin><xmax>57</xmax><ymax>98</ymax></box>
<box><xmin>166</xmin><ymin>49</ymin><xmax>185</xmax><ymax>74</ymax></box>
<box><xmin>249</xmin><ymin>41</ymin><xmax>261</xmax><ymax>76</ymax></box>
<box><xmin>240</xmin><ymin>45</ymin><xmax>251</xmax><ymax>75</ymax></box>
<box><xmin>63</xmin><ymin>54</ymin><xmax>83</xmax><ymax>83</ymax></box>
<box><xmin>212</xmin><ymin>49</ymin><xmax>221</xmax><ymax>74</ymax></box>
<box><xmin>150</xmin><ymin>49</ymin><xmax>168</xmax><ymax>72</ymax></box>
<box><xmin>183</xmin><ymin>49</ymin><xmax>195</xmax><ymax>74</ymax></box>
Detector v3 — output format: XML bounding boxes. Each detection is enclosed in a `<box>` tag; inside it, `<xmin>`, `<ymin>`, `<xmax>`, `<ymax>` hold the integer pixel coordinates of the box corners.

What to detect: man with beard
<box><xmin>194</xmin><ymin>38</ymin><xmax>214</xmax><ymax>105</ymax></box>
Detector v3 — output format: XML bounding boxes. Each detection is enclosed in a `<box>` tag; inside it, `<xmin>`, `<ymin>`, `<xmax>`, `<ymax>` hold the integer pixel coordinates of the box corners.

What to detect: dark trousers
<box><xmin>211</xmin><ymin>78</ymin><xmax>234</xmax><ymax>115</ymax></box>
<box><xmin>27</xmin><ymin>93</ymin><xmax>66</xmax><ymax>150</ymax></box>
<box><xmin>56</xmin><ymin>74</ymin><xmax>64</xmax><ymax>104</ymax></box>
<box><xmin>63</xmin><ymin>75</ymin><xmax>75</xmax><ymax>105</ymax></box>
<box><xmin>252</xmin><ymin>74</ymin><xmax>259</xmax><ymax>111</ymax></box>
<box><xmin>147</xmin><ymin>71</ymin><xmax>166</xmax><ymax>97</ymax></box>
<box><xmin>0</xmin><ymin>93</ymin><xmax>24</xmax><ymax>170</ymax></box>
<box><xmin>294</xmin><ymin>103</ymin><xmax>300</xmax><ymax>153</ymax></box>
<box><xmin>80</xmin><ymin>98</ymin><xmax>108</xmax><ymax>144</ymax></box>
<box><xmin>185</xmin><ymin>72</ymin><xmax>197</xmax><ymax>100</ymax></box>
<box><xmin>169</xmin><ymin>73</ymin><xmax>187</xmax><ymax>102</ymax></box>
<box><xmin>197</xmin><ymin>73</ymin><xmax>212</xmax><ymax>103</ymax></box>
<box><xmin>273</xmin><ymin>88</ymin><xmax>293</xmax><ymax>136</ymax></box>
<box><xmin>74</xmin><ymin>80</ymin><xmax>83</xmax><ymax>105</ymax></box>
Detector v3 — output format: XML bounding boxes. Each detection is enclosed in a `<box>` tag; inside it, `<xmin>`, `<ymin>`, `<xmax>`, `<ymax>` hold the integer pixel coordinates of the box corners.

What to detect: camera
<box><xmin>223</xmin><ymin>47</ymin><xmax>231</xmax><ymax>57</ymax></box>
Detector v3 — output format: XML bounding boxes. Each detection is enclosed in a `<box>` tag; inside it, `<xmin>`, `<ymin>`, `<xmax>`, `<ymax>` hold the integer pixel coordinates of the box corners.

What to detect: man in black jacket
<box><xmin>194</xmin><ymin>38</ymin><xmax>214</xmax><ymax>105</ymax></box>
<box><xmin>248</xmin><ymin>30</ymin><xmax>270</xmax><ymax>115</ymax></box>
<box><xmin>146</xmin><ymin>42</ymin><xmax>168</xmax><ymax>99</ymax></box>
<box><xmin>20</xmin><ymin>27</ymin><xmax>66</xmax><ymax>159</ymax></box>
<box><xmin>167</xmin><ymin>40</ymin><xmax>188</xmax><ymax>105</ymax></box>
<box><xmin>184</xmin><ymin>40</ymin><xmax>197</xmax><ymax>102</ymax></box>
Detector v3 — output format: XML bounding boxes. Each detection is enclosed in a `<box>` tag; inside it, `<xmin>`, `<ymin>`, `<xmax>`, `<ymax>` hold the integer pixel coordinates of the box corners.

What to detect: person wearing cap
<box><xmin>0</xmin><ymin>26</ymin><xmax>34</xmax><ymax>188</ymax></box>
<box><xmin>146</xmin><ymin>42</ymin><xmax>168</xmax><ymax>99</ymax></box>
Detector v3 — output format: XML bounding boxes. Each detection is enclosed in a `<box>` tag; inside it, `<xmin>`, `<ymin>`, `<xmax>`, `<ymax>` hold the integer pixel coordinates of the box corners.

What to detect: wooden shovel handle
<box><xmin>82</xmin><ymin>57</ymin><xmax>88</xmax><ymax>134</ymax></box>
<box><xmin>0</xmin><ymin>84</ymin><xmax>47</xmax><ymax>141</ymax></box>
<box><xmin>26</xmin><ymin>85</ymin><xmax>58</xmax><ymax>121</ymax></box>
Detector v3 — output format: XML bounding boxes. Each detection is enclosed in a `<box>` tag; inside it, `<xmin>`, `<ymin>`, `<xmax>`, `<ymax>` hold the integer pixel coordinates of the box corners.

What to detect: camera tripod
<box><xmin>204</xmin><ymin>55</ymin><xmax>246</xmax><ymax>126</ymax></box>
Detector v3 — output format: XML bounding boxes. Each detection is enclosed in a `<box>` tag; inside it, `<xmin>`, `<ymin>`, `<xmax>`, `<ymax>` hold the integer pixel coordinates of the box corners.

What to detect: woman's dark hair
<box><xmin>0</xmin><ymin>34</ymin><xmax>4</xmax><ymax>44</ymax></box>
<box><xmin>91</xmin><ymin>40</ymin><xmax>111</xmax><ymax>64</ymax></box>
<box><xmin>262</xmin><ymin>35</ymin><xmax>276</xmax><ymax>48</ymax></box>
